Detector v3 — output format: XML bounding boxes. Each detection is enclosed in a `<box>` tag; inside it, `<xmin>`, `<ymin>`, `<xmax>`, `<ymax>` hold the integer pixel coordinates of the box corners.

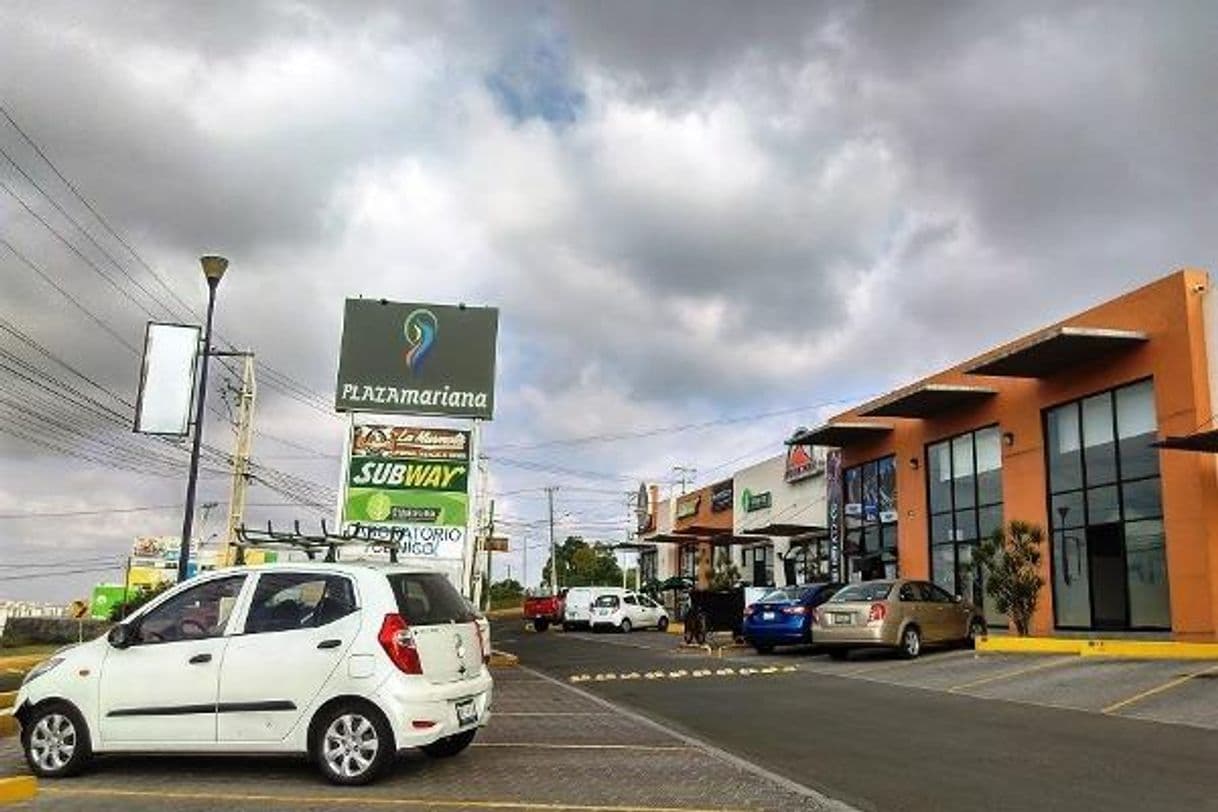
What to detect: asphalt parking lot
<box><xmin>536</xmin><ymin>627</ymin><xmax>1218</xmax><ymax>730</ymax></box>
<box><xmin>0</xmin><ymin>660</ymin><xmax>835</xmax><ymax>811</ymax></box>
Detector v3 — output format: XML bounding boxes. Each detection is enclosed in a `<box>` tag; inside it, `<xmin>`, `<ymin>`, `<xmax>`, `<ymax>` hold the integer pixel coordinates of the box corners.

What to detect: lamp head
<box><xmin>200</xmin><ymin>255</ymin><xmax>229</xmax><ymax>285</ymax></box>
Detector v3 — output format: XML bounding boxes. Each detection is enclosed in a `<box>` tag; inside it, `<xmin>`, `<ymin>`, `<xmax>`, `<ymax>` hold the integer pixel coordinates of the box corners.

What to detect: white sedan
<box><xmin>14</xmin><ymin>562</ymin><xmax>493</xmax><ymax>785</ymax></box>
<box><xmin>590</xmin><ymin>591</ymin><xmax>669</xmax><ymax>633</ymax></box>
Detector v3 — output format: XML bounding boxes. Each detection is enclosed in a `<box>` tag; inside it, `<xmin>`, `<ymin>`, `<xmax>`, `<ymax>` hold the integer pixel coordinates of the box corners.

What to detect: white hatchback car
<box><xmin>14</xmin><ymin>563</ymin><xmax>493</xmax><ymax>785</ymax></box>
<box><xmin>589</xmin><ymin>590</ymin><xmax>669</xmax><ymax>633</ymax></box>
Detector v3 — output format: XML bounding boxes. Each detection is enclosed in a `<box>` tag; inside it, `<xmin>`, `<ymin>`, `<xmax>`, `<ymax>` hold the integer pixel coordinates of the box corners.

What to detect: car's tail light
<box><xmin>867</xmin><ymin>603</ymin><xmax>887</xmax><ymax>624</ymax></box>
<box><xmin>474</xmin><ymin>621</ymin><xmax>489</xmax><ymax>665</ymax></box>
<box><xmin>378</xmin><ymin>614</ymin><xmax>422</xmax><ymax>675</ymax></box>
<box><xmin>783</xmin><ymin>605</ymin><xmax>807</xmax><ymax>616</ymax></box>
<box><xmin>743</xmin><ymin>604</ymin><xmax>754</xmax><ymax>619</ymax></box>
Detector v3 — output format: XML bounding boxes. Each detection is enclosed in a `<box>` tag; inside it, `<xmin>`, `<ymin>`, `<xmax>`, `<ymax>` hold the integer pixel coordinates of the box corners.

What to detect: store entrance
<box><xmin>1087</xmin><ymin>523</ymin><xmax>1128</xmax><ymax>629</ymax></box>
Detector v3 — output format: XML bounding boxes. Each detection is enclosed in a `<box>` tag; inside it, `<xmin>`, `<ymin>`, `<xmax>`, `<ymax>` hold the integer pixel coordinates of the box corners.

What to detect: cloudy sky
<box><xmin>1</xmin><ymin>1</ymin><xmax>1215</xmax><ymax>602</ymax></box>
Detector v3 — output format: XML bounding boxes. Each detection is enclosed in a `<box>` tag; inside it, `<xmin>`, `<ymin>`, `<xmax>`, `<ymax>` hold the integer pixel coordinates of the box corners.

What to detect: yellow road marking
<box><xmin>1102</xmin><ymin>663</ymin><xmax>1218</xmax><ymax>714</ymax></box>
<box><xmin>42</xmin><ymin>787</ymin><xmax>745</xmax><ymax>812</ymax></box>
<box><xmin>948</xmin><ymin>656</ymin><xmax>1072</xmax><ymax>692</ymax></box>
<box><xmin>474</xmin><ymin>742</ymin><xmax>690</xmax><ymax>752</ymax></box>
<box><xmin>0</xmin><ymin>776</ymin><xmax>37</xmax><ymax>804</ymax></box>
<box><xmin>842</xmin><ymin>650</ymin><xmax>973</xmax><ymax>678</ymax></box>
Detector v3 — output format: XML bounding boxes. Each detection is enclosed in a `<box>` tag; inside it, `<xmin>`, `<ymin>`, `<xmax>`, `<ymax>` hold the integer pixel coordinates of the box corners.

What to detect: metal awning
<box><xmin>650</xmin><ymin>532</ymin><xmax>749</xmax><ymax>547</ymax></box>
<box><xmin>788</xmin><ymin>422</ymin><xmax>893</xmax><ymax>447</ymax></box>
<box><xmin>741</xmin><ymin>523</ymin><xmax>828</xmax><ymax>538</ymax></box>
<box><xmin>965</xmin><ymin>326</ymin><xmax>1148</xmax><ymax>378</ymax></box>
<box><xmin>610</xmin><ymin>541</ymin><xmax>659</xmax><ymax>552</ymax></box>
<box><xmin>858</xmin><ymin>384</ymin><xmax>996</xmax><ymax>418</ymax></box>
<box><xmin>1152</xmin><ymin>429</ymin><xmax>1218</xmax><ymax>453</ymax></box>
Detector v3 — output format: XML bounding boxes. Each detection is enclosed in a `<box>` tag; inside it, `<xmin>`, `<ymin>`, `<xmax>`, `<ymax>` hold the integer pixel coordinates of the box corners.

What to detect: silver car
<box><xmin>812</xmin><ymin>579</ymin><xmax>987</xmax><ymax>659</ymax></box>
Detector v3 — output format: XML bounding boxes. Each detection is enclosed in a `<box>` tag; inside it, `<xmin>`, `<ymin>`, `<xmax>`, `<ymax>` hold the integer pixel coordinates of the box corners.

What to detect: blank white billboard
<box><xmin>134</xmin><ymin>323</ymin><xmax>201</xmax><ymax>436</ymax></box>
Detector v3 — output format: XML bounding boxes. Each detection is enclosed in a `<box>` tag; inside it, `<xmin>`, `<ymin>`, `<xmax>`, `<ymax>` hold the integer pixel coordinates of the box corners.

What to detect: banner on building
<box><xmin>342</xmin><ymin>425</ymin><xmax>470</xmax><ymax>560</ymax></box>
<box><xmin>334</xmin><ymin>299</ymin><xmax>499</xmax><ymax>419</ymax></box>
<box><xmin>825</xmin><ymin>449</ymin><xmax>843</xmax><ymax>581</ymax></box>
<box><xmin>785</xmin><ymin>443</ymin><xmax>823</xmax><ymax>483</ymax></box>
<box><xmin>710</xmin><ymin>479</ymin><xmax>734</xmax><ymax>513</ymax></box>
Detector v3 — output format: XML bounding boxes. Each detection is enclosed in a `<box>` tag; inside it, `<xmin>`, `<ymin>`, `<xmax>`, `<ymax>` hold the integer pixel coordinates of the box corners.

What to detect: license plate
<box><xmin>831</xmin><ymin>613</ymin><xmax>852</xmax><ymax>625</ymax></box>
<box><xmin>762</xmin><ymin>611</ymin><xmax>776</xmax><ymax>621</ymax></box>
<box><xmin>456</xmin><ymin>699</ymin><xmax>478</xmax><ymax>727</ymax></box>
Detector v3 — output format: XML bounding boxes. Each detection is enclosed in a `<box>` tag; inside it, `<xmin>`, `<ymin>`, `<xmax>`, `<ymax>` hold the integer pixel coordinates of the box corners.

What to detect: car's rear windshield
<box><xmin>387</xmin><ymin>572</ymin><xmax>476</xmax><ymax>625</ymax></box>
<box><xmin>759</xmin><ymin>588</ymin><xmax>800</xmax><ymax>602</ymax></box>
<box><xmin>829</xmin><ymin>582</ymin><xmax>893</xmax><ymax>603</ymax></box>
<box><xmin>594</xmin><ymin>595</ymin><xmax>620</xmax><ymax>608</ymax></box>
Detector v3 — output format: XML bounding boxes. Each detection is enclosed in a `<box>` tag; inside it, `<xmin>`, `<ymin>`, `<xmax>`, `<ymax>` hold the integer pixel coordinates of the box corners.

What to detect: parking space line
<box><xmin>947</xmin><ymin>655</ymin><xmax>1073</xmax><ymax>692</ymax></box>
<box><xmin>42</xmin><ymin>787</ymin><xmax>750</xmax><ymax>812</ymax></box>
<box><xmin>842</xmin><ymin>650</ymin><xmax>974</xmax><ymax>678</ymax></box>
<box><xmin>474</xmin><ymin>742</ymin><xmax>691</xmax><ymax>752</ymax></box>
<box><xmin>1102</xmin><ymin>662</ymin><xmax>1218</xmax><ymax>714</ymax></box>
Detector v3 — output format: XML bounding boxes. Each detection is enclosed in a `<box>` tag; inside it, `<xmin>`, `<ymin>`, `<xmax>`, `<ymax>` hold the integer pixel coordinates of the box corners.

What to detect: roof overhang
<box><xmin>649</xmin><ymin>532</ymin><xmax>747</xmax><ymax>547</ymax></box>
<box><xmin>610</xmin><ymin>541</ymin><xmax>659</xmax><ymax>552</ymax></box>
<box><xmin>965</xmin><ymin>326</ymin><xmax>1148</xmax><ymax>378</ymax></box>
<box><xmin>858</xmin><ymin>384</ymin><xmax>996</xmax><ymax>419</ymax></box>
<box><xmin>788</xmin><ymin>422</ymin><xmax>893</xmax><ymax>448</ymax></box>
<box><xmin>741</xmin><ymin>523</ymin><xmax>828</xmax><ymax>538</ymax></box>
<box><xmin>1152</xmin><ymin>429</ymin><xmax>1218</xmax><ymax>453</ymax></box>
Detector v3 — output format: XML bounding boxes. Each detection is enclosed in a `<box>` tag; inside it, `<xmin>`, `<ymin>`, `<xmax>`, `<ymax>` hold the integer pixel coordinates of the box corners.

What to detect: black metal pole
<box><xmin>178</xmin><ymin>278</ymin><xmax>219</xmax><ymax>583</ymax></box>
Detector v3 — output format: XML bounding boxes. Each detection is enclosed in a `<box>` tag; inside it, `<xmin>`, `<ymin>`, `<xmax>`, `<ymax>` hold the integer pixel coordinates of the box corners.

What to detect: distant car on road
<box><xmin>811</xmin><ymin>579</ymin><xmax>986</xmax><ymax>659</ymax></box>
<box><xmin>742</xmin><ymin>582</ymin><xmax>844</xmax><ymax>654</ymax></box>
<box><xmin>14</xmin><ymin>563</ymin><xmax>493</xmax><ymax>785</ymax></box>
<box><xmin>522</xmin><ymin>588</ymin><xmax>566</xmax><ymax>632</ymax></box>
<box><xmin>590</xmin><ymin>589</ymin><xmax>669</xmax><ymax>633</ymax></box>
<box><xmin>561</xmin><ymin>586</ymin><xmax>606</xmax><ymax>630</ymax></box>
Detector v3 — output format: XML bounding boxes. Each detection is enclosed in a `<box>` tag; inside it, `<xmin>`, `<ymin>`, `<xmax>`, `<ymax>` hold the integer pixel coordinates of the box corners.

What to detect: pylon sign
<box><xmin>334</xmin><ymin>299</ymin><xmax>498</xmax><ymax>420</ymax></box>
<box><xmin>342</xmin><ymin>424</ymin><xmax>470</xmax><ymax>560</ymax></box>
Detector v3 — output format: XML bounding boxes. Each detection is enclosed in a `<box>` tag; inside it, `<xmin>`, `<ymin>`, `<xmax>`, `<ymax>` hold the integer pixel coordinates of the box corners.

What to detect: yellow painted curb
<box><xmin>0</xmin><ymin>776</ymin><xmax>37</xmax><ymax>804</ymax></box>
<box><xmin>976</xmin><ymin>637</ymin><xmax>1086</xmax><ymax>655</ymax></box>
<box><xmin>0</xmin><ymin>655</ymin><xmax>46</xmax><ymax>672</ymax></box>
<box><xmin>0</xmin><ymin>712</ymin><xmax>17</xmax><ymax>739</ymax></box>
<box><xmin>0</xmin><ymin>692</ymin><xmax>14</xmax><ymax>711</ymax></box>
<box><xmin>1081</xmin><ymin>640</ymin><xmax>1218</xmax><ymax>660</ymax></box>
<box><xmin>666</xmin><ymin>622</ymin><xmax>684</xmax><ymax>636</ymax></box>
<box><xmin>489</xmin><ymin>651</ymin><xmax>519</xmax><ymax>668</ymax></box>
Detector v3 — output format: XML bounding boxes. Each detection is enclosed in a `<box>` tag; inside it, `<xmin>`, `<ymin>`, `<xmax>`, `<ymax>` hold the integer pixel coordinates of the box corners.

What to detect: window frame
<box><xmin>1041</xmin><ymin>376</ymin><xmax>1167</xmax><ymax>632</ymax></box>
<box><xmin>241</xmin><ymin>571</ymin><xmax>360</xmax><ymax>636</ymax></box>
<box><xmin>130</xmin><ymin>574</ymin><xmax>248</xmax><ymax>646</ymax></box>
<box><xmin>842</xmin><ymin>454</ymin><xmax>899</xmax><ymax>582</ymax></box>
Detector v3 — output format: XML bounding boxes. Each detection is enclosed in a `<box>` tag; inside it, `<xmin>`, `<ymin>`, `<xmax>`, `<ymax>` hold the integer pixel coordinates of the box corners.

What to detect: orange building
<box><xmin>791</xmin><ymin>269</ymin><xmax>1218</xmax><ymax>639</ymax></box>
<box><xmin>669</xmin><ymin>480</ymin><xmax>736</xmax><ymax>589</ymax></box>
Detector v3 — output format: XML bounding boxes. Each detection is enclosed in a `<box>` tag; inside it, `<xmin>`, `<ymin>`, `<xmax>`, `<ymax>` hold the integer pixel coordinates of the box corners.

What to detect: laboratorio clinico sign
<box><xmin>342</xmin><ymin>425</ymin><xmax>471</xmax><ymax>560</ymax></box>
<box><xmin>334</xmin><ymin>299</ymin><xmax>499</xmax><ymax>420</ymax></box>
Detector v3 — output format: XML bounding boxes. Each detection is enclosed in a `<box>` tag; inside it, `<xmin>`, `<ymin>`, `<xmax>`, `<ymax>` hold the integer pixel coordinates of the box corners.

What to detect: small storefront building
<box><xmin>733</xmin><ymin>446</ymin><xmax>829</xmax><ymax>587</ymax></box>
<box><xmin>792</xmin><ymin>269</ymin><xmax>1218</xmax><ymax>639</ymax></box>
<box><xmin>669</xmin><ymin>480</ymin><xmax>737</xmax><ymax>590</ymax></box>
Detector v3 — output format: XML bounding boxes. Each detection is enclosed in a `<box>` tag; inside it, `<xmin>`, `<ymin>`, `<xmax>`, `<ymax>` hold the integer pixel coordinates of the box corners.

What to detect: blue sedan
<box><xmin>742</xmin><ymin>582</ymin><xmax>845</xmax><ymax>654</ymax></box>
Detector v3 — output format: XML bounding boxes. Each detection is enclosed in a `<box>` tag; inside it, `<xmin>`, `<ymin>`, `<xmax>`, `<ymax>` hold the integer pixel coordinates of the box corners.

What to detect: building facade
<box><xmin>793</xmin><ymin>269</ymin><xmax>1218</xmax><ymax>639</ymax></box>
<box><xmin>732</xmin><ymin>448</ymin><xmax>829</xmax><ymax>587</ymax></box>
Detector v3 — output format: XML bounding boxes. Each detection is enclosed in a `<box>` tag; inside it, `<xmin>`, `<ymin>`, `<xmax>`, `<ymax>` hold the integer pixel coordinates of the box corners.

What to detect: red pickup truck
<box><xmin>523</xmin><ymin>589</ymin><xmax>566</xmax><ymax>632</ymax></box>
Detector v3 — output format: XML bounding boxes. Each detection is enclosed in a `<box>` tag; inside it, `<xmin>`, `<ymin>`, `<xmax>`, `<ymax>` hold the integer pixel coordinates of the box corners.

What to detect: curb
<box><xmin>0</xmin><ymin>712</ymin><xmax>17</xmax><ymax>740</ymax></box>
<box><xmin>488</xmin><ymin>650</ymin><xmax>519</xmax><ymax>668</ymax></box>
<box><xmin>0</xmin><ymin>776</ymin><xmax>37</xmax><ymax>804</ymax></box>
<box><xmin>0</xmin><ymin>692</ymin><xmax>14</xmax><ymax>711</ymax></box>
<box><xmin>0</xmin><ymin>655</ymin><xmax>45</xmax><ymax>672</ymax></box>
<box><xmin>977</xmin><ymin>636</ymin><xmax>1218</xmax><ymax>660</ymax></box>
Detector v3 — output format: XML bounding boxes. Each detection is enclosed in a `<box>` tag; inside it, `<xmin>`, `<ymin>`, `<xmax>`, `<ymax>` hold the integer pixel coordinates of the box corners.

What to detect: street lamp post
<box><xmin>178</xmin><ymin>255</ymin><xmax>228</xmax><ymax>583</ymax></box>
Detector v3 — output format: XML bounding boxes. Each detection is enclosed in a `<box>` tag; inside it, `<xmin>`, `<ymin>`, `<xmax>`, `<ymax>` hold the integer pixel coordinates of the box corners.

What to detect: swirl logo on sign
<box><xmin>403</xmin><ymin>308</ymin><xmax>438</xmax><ymax>374</ymax></box>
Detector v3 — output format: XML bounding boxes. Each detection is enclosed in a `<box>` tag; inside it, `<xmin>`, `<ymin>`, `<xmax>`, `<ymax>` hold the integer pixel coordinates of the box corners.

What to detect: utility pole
<box><xmin>224</xmin><ymin>353</ymin><xmax>256</xmax><ymax>566</ymax></box>
<box><xmin>482</xmin><ymin>499</ymin><xmax>496</xmax><ymax>611</ymax></box>
<box><xmin>672</xmin><ymin>465</ymin><xmax>697</xmax><ymax>495</ymax></box>
<box><xmin>547</xmin><ymin>486</ymin><xmax>558</xmax><ymax>594</ymax></box>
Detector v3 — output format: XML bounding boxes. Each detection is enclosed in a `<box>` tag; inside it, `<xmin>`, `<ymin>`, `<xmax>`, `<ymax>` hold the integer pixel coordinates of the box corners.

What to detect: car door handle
<box><xmin>188</xmin><ymin>653</ymin><xmax>212</xmax><ymax>665</ymax></box>
<box><xmin>317</xmin><ymin>639</ymin><xmax>342</xmax><ymax>650</ymax></box>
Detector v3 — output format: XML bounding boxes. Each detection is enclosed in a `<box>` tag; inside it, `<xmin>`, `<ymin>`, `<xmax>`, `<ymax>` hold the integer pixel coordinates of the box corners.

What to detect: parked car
<box><xmin>741</xmin><ymin>582</ymin><xmax>844</xmax><ymax>653</ymax></box>
<box><xmin>589</xmin><ymin>589</ymin><xmax>669</xmax><ymax>633</ymax></box>
<box><xmin>561</xmin><ymin>586</ymin><xmax>605</xmax><ymax>630</ymax></box>
<box><xmin>811</xmin><ymin>579</ymin><xmax>987</xmax><ymax>660</ymax></box>
<box><xmin>13</xmin><ymin>563</ymin><xmax>493</xmax><ymax>786</ymax></box>
<box><xmin>522</xmin><ymin>588</ymin><xmax>566</xmax><ymax>632</ymax></box>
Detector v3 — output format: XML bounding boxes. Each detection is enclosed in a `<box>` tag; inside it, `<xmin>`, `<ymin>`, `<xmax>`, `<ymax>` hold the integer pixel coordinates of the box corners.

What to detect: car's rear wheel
<box><xmin>312</xmin><ymin>702</ymin><xmax>393</xmax><ymax>785</ymax></box>
<box><xmin>656</xmin><ymin>616</ymin><xmax>669</xmax><ymax>632</ymax></box>
<box><xmin>21</xmin><ymin>701</ymin><xmax>91</xmax><ymax>778</ymax></box>
<box><xmin>421</xmin><ymin>729</ymin><xmax>476</xmax><ymax>758</ymax></box>
<box><xmin>533</xmin><ymin>619</ymin><xmax>550</xmax><ymax>633</ymax></box>
<box><xmin>620</xmin><ymin>618</ymin><xmax>632</xmax><ymax>634</ymax></box>
<box><xmin>900</xmin><ymin>625</ymin><xmax>922</xmax><ymax>659</ymax></box>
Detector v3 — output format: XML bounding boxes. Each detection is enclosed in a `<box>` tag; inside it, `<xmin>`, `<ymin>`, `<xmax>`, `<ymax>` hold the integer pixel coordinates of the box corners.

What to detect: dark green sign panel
<box><xmin>335</xmin><ymin>299</ymin><xmax>498</xmax><ymax>419</ymax></box>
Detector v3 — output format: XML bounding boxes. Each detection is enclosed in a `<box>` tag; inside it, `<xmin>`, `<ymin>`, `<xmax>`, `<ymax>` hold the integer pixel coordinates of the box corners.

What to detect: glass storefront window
<box><xmin>1045</xmin><ymin>378</ymin><xmax>1167</xmax><ymax>630</ymax></box>
<box><xmin>842</xmin><ymin>455</ymin><xmax>897</xmax><ymax>582</ymax></box>
<box><xmin>927</xmin><ymin>426</ymin><xmax>1004</xmax><ymax>621</ymax></box>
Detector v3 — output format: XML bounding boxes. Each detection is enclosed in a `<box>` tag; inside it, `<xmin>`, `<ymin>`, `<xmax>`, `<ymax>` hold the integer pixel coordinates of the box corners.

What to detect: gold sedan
<box><xmin>812</xmin><ymin>579</ymin><xmax>988</xmax><ymax>659</ymax></box>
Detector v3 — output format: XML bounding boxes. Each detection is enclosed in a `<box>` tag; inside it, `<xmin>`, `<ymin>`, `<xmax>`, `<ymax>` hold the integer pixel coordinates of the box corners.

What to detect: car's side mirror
<box><xmin>107</xmin><ymin>623</ymin><xmax>134</xmax><ymax>649</ymax></box>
